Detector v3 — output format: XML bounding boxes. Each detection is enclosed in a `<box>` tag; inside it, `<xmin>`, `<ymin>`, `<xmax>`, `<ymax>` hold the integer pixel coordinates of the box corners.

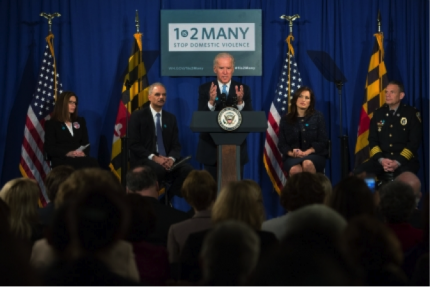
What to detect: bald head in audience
<box><xmin>126</xmin><ymin>166</ymin><xmax>159</xmax><ymax>199</ymax></box>
<box><xmin>395</xmin><ymin>172</ymin><xmax>421</xmax><ymax>206</ymax></box>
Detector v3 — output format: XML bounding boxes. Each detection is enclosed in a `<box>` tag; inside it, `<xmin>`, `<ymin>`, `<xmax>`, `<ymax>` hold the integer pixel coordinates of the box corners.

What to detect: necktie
<box><xmin>391</xmin><ymin>110</ymin><xmax>396</xmax><ymax>116</ymax></box>
<box><xmin>222</xmin><ymin>84</ymin><xmax>228</xmax><ymax>96</ymax></box>
<box><xmin>155</xmin><ymin>113</ymin><xmax>166</xmax><ymax>156</ymax></box>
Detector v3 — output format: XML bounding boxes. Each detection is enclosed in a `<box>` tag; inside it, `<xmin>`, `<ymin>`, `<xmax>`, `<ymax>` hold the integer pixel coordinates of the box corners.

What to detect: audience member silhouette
<box><xmin>31</xmin><ymin>168</ymin><xmax>139</xmax><ymax>282</ymax></box>
<box><xmin>379</xmin><ymin>181</ymin><xmax>423</xmax><ymax>252</ymax></box>
<box><xmin>43</xmin><ymin>189</ymin><xmax>138</xmax><ymax>285</ymax></box>
<box><xmin>394</xmin><ymin>171</ymin><xmax>423</xmax><ymax>228</ymax></box>
<box><xmin>262</xmin><ymin>172</ymin><xmax>325</xmax><ymax>240</ymax></box>
<box><xmin>125</xmin><ymin>193</ymin><xmax>169</xmax><ymax>285</ymax></box>
<box><xmin>329</xmin><ymin>175</ymin><xmax>377</xmax><ymax>221</ymax></box>
<box><xmin>0</xmin><ymin>198</ymin><xmax>40</xmax><ymax>285</ymax></box>
<box><xmin>39</xmin><ymin>165</ymin><xmax>74</xmax><ymax>229</ymax></box>
<box><xmin>251</xmin><ymin>204</ymin><xmax>356</xmax><ymax>285</ymax></box>
<box><xmin>179</xmin><ymin>180</ymin><xmax>277</xmax><ymax>283</ymax></box>
<box><xmin>168</xmin><ymin>170</ymin><xmax>216</xmax><ymax>279</ymax></box>
<box><xmin>126</xmin><ymin>165</ymin><xmax>190</xmax><ymax>247</ymax></box>
<box><xmin>341</xmin><ymin>215</ymin><xmax>408</xmax><ymax>285</ymax></box>
<box><xmin>0</xmin><ymin>178</ymin><xmax>43</xmax><ymax>259</ymax></box>
<box><xmin>201</xmin><ymin>220</ymin><xmax>260</xmax><ymax>286</ymax></box>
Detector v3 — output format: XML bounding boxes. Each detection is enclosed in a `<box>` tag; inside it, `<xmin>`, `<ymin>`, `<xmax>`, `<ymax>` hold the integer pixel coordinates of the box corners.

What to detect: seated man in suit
<box><xmin>197</xmin><ymin>52</ymin><xmax>253</xmax><ymax>180</ymax></box>
<box><xmin>354</xmin><ymin>81</ymin><xmax>422</xmax><ymax>179</ymax></box>
<box><xmin>129</xmin><ymin>82</ymin><xmax>193</xmax><ymax>198</ymax></box>
<box><xmin>126</xmin><ymin>166</ymin><xmax>190</xmax><ymax>247</ymax></box>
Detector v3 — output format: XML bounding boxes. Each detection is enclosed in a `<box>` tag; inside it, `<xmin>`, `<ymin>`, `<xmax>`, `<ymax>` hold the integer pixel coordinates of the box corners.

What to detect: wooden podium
<box><xmin>190</xmin><ymin>111</ymin><xmax>267</xmax><ymax>192</ymax></box>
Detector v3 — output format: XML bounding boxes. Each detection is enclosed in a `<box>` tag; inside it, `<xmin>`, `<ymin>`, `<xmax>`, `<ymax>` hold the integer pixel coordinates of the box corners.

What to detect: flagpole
<box><xmin>121</xmin><ymin>10</ymin><xmax>141</xmax><ymax>186</ymax></box>
<box><xmin>280</xmin><ymin>14</ymin><xmax>300</xmax><ymax>112</ymax></box>
<box><xmin>40</xmin><ymin>12</ymin><xmax>61</xmax><ymax>100</ymax></box>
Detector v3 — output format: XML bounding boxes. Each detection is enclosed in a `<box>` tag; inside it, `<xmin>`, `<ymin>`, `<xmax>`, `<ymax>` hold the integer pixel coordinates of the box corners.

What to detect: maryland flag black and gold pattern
<box><xmin>354</xmin><ymin>32</ymin><xmax>388</xmax><ymax>167</ymax></box>
<box><xmin>110</xmin><ymin>33</ymin><xmax>149</xmax><ymax>180</ymax></box>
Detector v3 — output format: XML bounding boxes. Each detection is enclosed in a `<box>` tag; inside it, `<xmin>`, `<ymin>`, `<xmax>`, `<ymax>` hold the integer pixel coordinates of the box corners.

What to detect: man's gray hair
<box><xmin>148</xmin><ymin>82</ymin><xmax>166</xmax><ymax>96</ymax></box>
<box><xmin>213</xmin><ymin>52</ymin><xmax>235</xmax><ymax>68</ymax></box>
<box><xmin>379</xmin><ymin>181</ymin><xmax>416</xmax><ymax>223</ymax></box>
<box><xmin>394</xmin><ymin>171</ymin><xmax>422</xmax><ymax>206</ymax></box>
<box><xmin>126</xmin><ymin>166</ymin><xmax>157</xmax><ymax>192</ymax></box>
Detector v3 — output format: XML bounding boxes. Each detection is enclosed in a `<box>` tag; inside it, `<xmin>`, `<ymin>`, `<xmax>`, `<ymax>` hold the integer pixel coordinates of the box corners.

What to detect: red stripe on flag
<box><xmin>263</xmin><ymin>150</ymin><xmax>283</xmax><ymax>191</ymax></box>
<box><xmin>357</xmin><ymin>107</ymin><xmax>371</xmax><ymax>137</ymax></box>
<box><xmin>265</xmin><ymin>131</ymin><xmax>284</xmax><ymax>164</ymax></box>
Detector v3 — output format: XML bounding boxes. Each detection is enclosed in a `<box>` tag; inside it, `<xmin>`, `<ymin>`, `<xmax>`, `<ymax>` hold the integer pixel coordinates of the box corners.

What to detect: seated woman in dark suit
<box><xmin>278</xmin><ymin>86</ymin><xmax>328</xmax><ymax>176</ymax></box>
<box><xmin>44</xmin><ymin>91</ymin><xmax>98</xmax><ymax>169</ymax></box>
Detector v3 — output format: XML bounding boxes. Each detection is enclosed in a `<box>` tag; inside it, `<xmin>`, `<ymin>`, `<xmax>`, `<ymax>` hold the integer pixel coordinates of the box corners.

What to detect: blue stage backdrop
<box><xmin>0</xmin><ymin>0</ymin><xmax>428</xmax><ymax>218</ymax></box>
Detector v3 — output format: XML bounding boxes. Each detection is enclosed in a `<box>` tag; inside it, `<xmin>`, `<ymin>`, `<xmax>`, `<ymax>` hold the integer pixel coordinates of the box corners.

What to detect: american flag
<box><xmin>19</xmin><ymin>35</ymin><xmax>63</xmax><ymax>206</ymax></box>
<box><xmin>264</xmin><ymin>46</ymin><xmax>302</xmax><ymax>194</ymax></box>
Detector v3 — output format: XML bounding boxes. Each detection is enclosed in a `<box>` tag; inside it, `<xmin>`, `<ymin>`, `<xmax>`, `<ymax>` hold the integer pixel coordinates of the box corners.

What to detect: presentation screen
<box><xmin>160</xmin><ymin>10</ymin><xmax>262</xmax><ymax>76</ymax></box>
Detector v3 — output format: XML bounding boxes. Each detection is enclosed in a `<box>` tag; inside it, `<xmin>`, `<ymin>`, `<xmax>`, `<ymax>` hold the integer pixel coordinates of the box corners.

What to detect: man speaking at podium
<box><xmin>196</xmin><ymin>52</ymin><xmax>253</xmax><ymax>180</ymax></box>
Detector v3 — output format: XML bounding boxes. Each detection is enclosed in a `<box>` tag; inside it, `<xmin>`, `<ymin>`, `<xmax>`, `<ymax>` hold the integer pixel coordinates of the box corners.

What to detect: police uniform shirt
<box><xmin>368</xmin><ymin>103</ymin><xmax>422</xmax><ymax>165</ymax></box>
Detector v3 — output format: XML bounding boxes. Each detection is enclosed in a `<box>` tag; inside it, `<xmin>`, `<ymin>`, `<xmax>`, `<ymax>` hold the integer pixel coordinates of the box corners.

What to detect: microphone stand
<box><xmin>307</xmin><ymin>50</ymin><xmax>350</xmax><ymax>180</ymax></box>
<box><xmin>336</xmin><ymin>81</ymin><xmax>349</xmax><ymax>179</ymax></box>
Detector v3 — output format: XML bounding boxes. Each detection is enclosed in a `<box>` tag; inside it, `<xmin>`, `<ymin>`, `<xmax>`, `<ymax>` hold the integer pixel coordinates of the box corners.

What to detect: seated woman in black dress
<box><xmin>44</xmin><ymin>91</ymin><xmax>99</xmax><ymax>169</ymax></box>
<box><xmin>278</xmin><ymin>86</ymin><xmax>329</xmax><ymax>176</ymax></box>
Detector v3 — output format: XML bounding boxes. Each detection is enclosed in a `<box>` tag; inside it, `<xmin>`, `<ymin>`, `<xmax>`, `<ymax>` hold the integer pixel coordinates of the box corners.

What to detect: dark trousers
<box><xmin>354</xmin><ymin>158</ymin><xmax>419</xmax><ymax>178</ymax></box>
<box><xmin>141</xmin><ymin>159</ymin><xmax>193</xmax><ymax>197</ymax></box>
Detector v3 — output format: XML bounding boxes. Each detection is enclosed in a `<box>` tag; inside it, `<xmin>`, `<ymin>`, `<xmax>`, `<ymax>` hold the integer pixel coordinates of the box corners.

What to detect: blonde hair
<box><xmin>0</xmin><ymin>178</ymin><xmax>40</xmax><ymax>240</ymax></box>
<box><xmin>212</xmin><ymin>180</ymin><xmax>265</xmax><ymax>230</ymax></box>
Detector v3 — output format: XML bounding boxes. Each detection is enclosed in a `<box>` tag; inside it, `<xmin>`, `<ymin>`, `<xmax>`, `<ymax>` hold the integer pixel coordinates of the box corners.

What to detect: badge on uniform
<box><xmin>400</xmin><ymin>117</ymin><xmax>407</xmax><ymax>126</ymax></box>
<box><xmin>377</xmin><ymin>120</ymin><xmax>385</xmax><ymax>132</ymax></box>
<box><xmin>73</xmin><ymin>122</ymin><xmax>80</xmax><ymax>129</ymax></box>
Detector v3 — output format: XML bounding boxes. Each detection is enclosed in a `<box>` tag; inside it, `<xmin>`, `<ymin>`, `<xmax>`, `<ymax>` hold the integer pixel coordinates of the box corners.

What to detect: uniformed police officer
<box><xmin>354</xmin><ymin>81</ymin><xmax>422</xmax><ymax>178</ymax></box>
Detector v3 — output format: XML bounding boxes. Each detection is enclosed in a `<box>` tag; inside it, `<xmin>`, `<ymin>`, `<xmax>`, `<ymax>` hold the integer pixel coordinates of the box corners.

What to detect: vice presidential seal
<box><xmin>218</xmin><ymin>107</ymin><xmax>242</xmax><ymax>131</ymax></box>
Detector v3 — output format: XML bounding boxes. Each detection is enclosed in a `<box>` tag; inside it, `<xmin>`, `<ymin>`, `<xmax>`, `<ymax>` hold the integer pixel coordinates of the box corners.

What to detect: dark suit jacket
<box><xmin>145</xmin><ymin>197</ymin><xmax>191</xmax><ymax>247</ymax></box>
<box><xmin>44</xmin><ymin>117</ymin><xmax>97</xmax><ymax>168</ymax></box>
<box><xmin>129</xmin><ymin>107</ymin><xmax>182</xmax><ymax>168</ymax></box>
<box><xmin>44</xmin><ymin>117</ymin><xmax>90</xmax><ymax>157</ymax></box>
<box><xmin>278</xmin><ymin>110</ymin><xmax>329</xmax><ymax>159</ymax></box>
<box><xmin>196</xmin><ymin>80</ymin><xmax>253</xmax><ymax>166</ymax></box>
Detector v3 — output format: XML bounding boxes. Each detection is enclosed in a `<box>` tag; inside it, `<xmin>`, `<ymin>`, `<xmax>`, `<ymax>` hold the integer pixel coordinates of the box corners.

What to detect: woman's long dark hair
<box><xmin>51</xmin><ymin>91</ymin><xmax>78</xmax><ymax>122</ymax></box>
<box><xmin>286</xmin><ymin>86</ymin><xmax>316</xmax><ymax>124</ymax></box>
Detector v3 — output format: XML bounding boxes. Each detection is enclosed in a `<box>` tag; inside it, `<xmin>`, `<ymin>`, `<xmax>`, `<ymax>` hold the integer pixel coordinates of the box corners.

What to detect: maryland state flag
<box><xmin>110</xmin><ymin>33</ymin><xmax>149</xmax><ymax>179</ymax></box>
<box><xmin>354</xmin><ymin>32</ymin><xmax>388</xmax><ymax>167</ymax></box>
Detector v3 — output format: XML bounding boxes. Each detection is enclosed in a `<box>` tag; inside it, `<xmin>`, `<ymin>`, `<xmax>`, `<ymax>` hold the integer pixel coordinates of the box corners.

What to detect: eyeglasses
<box><xmin>68</xmin><ymin>101</ymin><xmax>77</xmax><ymax>105</ymax></box>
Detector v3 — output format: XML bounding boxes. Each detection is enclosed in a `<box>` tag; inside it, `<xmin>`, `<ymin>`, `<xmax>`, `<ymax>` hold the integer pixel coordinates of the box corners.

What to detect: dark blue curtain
<box><xmin>1</xmin><ymin>0</ymin><xmax>428</xmax><ymax>218</ymax></box>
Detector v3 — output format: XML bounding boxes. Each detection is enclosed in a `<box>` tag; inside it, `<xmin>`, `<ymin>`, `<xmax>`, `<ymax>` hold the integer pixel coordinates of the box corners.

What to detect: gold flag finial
<box><xmin>40</xmin><ymin>12</ymin><xmax>61</xmax><ymax>34</ymax></box>
<box><xmin>280</xmin><ymin>14</ymin><xmax>300</xmax><ymax>35</ymax></box>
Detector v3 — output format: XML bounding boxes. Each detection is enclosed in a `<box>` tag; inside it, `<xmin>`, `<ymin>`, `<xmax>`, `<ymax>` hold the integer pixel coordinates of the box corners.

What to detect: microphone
<box><xmin>216</xmin><ymin>93</ymin><xmax>227</xmax><ymax>109</ymax></box>
<box><xmin>227</xmin><ymin>93</ymin><xmax>238</xmax><ymax>109</ymax></box>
